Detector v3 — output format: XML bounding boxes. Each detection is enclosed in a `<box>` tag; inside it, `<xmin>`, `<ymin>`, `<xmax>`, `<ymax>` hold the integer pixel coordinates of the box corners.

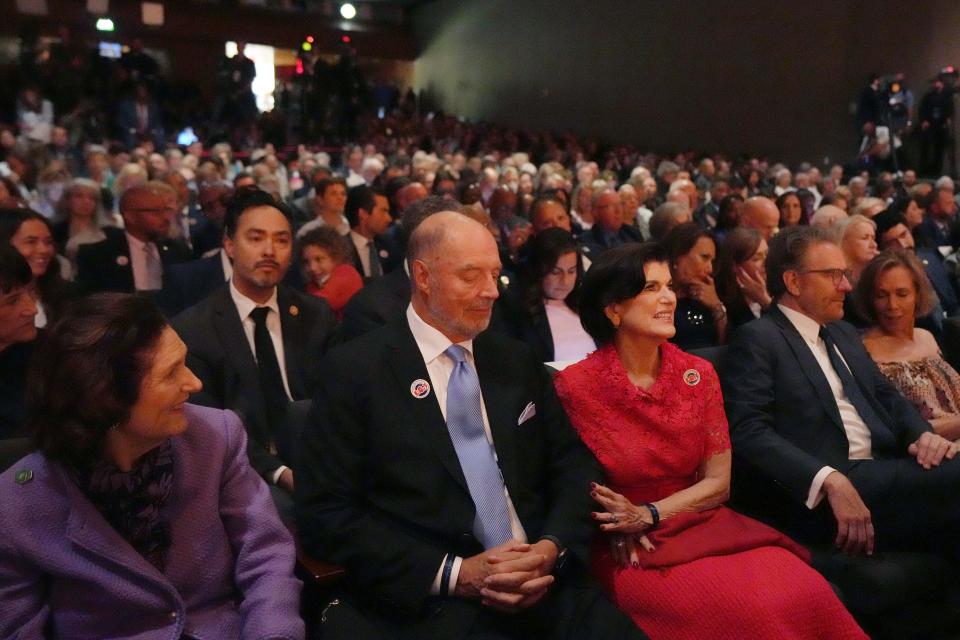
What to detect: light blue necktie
<box><xmin>444</xmin><ymin>345</ymin><xmax>513</xmax><ymax>549</ymax></box>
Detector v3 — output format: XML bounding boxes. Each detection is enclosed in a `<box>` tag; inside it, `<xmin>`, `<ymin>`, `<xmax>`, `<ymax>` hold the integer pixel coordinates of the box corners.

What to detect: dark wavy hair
<box><xmin>519</xmin><ymin>228</ymin><xmax>582</xmax><ymax>316</ymax></box>
<box><xmin>27</xmin><ymin>293</ymin><xmax>168</xmax><ymax>471</ymax></box>
<box><xmin>715</xmin><ymin>227</ymin><xmax>763</xmax><ymax>321</ymax></box>
<box><xmin>579</xmin><ymin>242</ymin><xmax>669</xmax><ymax>345</ymax></box>
<box><xmin>0</xmin><ymin>208</ymin><xmax>70</xmax><ymax>321</ymax></box>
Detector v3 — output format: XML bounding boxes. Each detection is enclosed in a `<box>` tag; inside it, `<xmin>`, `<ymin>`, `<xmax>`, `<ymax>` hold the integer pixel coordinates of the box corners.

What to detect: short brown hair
<box><xmin>27</xmin><ymin>293</ymin><xmax>168</xmax><ymax>470</ymax></box>
<box><xmin>853</xmin><ymin>250</ymin><xmax>936</xmax><ymax>324</ymax></box>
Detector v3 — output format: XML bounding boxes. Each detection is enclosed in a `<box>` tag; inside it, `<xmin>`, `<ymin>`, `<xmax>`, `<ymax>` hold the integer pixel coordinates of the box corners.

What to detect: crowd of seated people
<box><xmin>9</xmin><ymin>43</ymin><xmax>960</xmax><ymax>639</ymax></box>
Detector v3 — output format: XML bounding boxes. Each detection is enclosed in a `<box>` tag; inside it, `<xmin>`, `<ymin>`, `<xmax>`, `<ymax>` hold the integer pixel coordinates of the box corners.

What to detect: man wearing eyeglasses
<box><xmin>76</xmin><ymin>182</ymin><xmax>192</xmax><ymax>294</ymax></box>
<box><xmin>722</xmin><ymin>225</ymin><xmax>960</xmax><ymax>562</ymax></box>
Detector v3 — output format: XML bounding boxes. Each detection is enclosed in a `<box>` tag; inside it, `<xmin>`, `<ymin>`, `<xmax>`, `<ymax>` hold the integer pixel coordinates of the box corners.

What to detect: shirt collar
<box><xmin>350</xmin><ymin>229</ymin><xmax>373</xmax><ymax>246</ymax></box>
<box><xmin>125</xmin><ymin>231</ymin><xmax>153</xmax><ymax>252</ymax></box>
<box><xmin>777</xmin><ymin>303</ymin><xmax>822</xmax><ymax>345</ymax></box>
<box><xmin>229</xmin><ymin>279</ymin><xmax>279</xmax><ymax>320</ymax></box>
<box><xmin>406</xmin><ymin>303</ymin><xmax>474</xmax><ymax>365</ymax></box>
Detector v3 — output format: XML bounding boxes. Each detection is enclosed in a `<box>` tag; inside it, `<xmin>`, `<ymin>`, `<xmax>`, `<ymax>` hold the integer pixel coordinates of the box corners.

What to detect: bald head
<box><xmin>811</xmin><ymin>205</ymin><xmax>848</xmax><ymax>229</ymax></box>
<box><xmin>741</xmin><ymin>197</ymin><xmax>780</xmax><ymax>240</ymax></box>
<box><xmin>408</xmin><ymin>212</ymin><xmax>501</xmax><ymax>342</ymax></box>
<box><xmin>396</xmin><ymin>182</ymin><xmax>429</xmax><ymax>216</ymax></box>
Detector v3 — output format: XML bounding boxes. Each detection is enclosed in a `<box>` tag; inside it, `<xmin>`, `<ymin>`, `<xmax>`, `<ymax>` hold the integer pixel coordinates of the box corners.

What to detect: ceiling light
<box><xmin>96</xmin><ymin>17</ymin><xmax>115</xmax><ymax>32</ymax></box>
<box><xmin>340</xmin><ymin>3</ymin><xmax>356</xmax><ymax>19</ymax></box>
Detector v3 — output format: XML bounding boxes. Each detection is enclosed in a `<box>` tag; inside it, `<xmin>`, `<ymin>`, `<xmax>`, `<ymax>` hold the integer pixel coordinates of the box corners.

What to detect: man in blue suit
<box><xmin>723</xmin><ymin>226</ymin><xmax>960</xmax><ymax>558</ymax></box>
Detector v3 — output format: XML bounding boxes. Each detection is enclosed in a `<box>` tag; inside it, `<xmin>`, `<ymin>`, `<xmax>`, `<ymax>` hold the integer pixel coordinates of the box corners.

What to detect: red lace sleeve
<box><xmin>702</xmin><ymin>364</ymin><xmax>731</xmax><ymax>458</ymax></box>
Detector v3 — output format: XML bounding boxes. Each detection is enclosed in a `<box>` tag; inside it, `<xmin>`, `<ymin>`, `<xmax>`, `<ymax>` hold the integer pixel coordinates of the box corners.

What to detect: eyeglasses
<box><xmin>796</xmin><ymin>268</ymin><xmax>853</xmax><ymax>286</ymax></box>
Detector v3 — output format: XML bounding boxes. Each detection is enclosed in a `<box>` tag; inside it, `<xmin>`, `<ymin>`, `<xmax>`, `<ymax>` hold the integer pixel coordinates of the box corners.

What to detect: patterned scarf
<box><xmin>82</xmin><ymin>440</ymin><xmax>175</xmax><ymax>571</ymax></box>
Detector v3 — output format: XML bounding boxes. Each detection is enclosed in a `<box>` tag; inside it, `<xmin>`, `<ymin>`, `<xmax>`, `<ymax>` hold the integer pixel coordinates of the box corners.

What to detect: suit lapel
<box><xmin>386</xmin><ymin>324</ymin><xmax>469</xmax><ymax>493</ymax></box>
<box><xmin>210</xmin><ymin>287</ymin><xmax>260</xmax><ymax>391</ymax></box>
<box><xmin>277</xmin><ymin>287</ymin><xmax>306</xmax><ymax>399</ymax></box>
<box><xmin>107</xmin><ymin>229</ymin><xmax>135</xmax><ymax>291</ymax></box>
<box><xmin>770</xmin><ymin>308</ymin><xmax>845</xmax><ymax>432</ymax></box>
<box><xmin>474</xmin><ymin>333</ymin><xmax>521</xmax><ymax>497</ymax></box>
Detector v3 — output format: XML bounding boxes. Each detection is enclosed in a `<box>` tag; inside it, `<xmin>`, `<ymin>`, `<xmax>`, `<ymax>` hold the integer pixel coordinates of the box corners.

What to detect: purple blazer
<box><xmin>0</xmin><ymin>404</ymin><xmax>304</xmax><ymax>640</ymax></box>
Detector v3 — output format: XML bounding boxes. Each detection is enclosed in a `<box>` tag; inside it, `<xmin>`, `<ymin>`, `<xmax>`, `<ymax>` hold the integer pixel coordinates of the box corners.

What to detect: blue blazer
<box><xmin>0</xmin><ymin>405</ymin><xmax>304</xmax><ymax>640</ymax></box>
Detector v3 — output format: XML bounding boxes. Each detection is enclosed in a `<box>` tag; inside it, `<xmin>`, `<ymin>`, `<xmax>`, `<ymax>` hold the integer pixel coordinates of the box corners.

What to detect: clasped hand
<box><xmin>455</xmin><ymin>539</ymin><xmax>557</xmax><ymax>613</ymax></box>
<box><xmin>591</xmin><ymin>483</ymin><xmax>657</xmax><ymax>567</ymax></box>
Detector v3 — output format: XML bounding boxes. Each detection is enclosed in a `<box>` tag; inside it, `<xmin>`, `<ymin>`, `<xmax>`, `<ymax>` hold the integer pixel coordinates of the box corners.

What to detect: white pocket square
<box><xmin>517</xmin><ymin>402</ymin><xmax>536</xmax><ymax>425</ymax></box>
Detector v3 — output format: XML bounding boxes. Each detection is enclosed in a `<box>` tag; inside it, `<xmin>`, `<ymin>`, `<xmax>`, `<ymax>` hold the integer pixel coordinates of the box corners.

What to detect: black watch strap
<box><xmin>538</xmin><ymin>535</ymin><xmax>568</xmax><ymax>572</ymax></box>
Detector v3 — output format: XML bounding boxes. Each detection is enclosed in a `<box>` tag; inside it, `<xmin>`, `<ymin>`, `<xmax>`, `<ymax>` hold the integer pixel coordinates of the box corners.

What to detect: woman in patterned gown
<box><xmin>857</xmin><ymin>249</ymin><xmax>960</xmax><ymax>440</ymax></box>
<box><xmin>554</xmin><ymin>243</ymin><xmax>866</xmax><ymax>640</ymax></box>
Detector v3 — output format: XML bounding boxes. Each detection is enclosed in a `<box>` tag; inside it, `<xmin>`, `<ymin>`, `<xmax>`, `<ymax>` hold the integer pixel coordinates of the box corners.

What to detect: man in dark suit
<box><xmin>343</xmin><ymin>184</ymin><xmax>400</xmax><ymax>280</ymax></box>
<box><xmin>915</xmin><ymin>187</ymin><xmax>960</xmax><ymax>252</ymax></box>
<box><xmin>115</xmin><ymin>83</ymin><xmax>164</xmax><ymax>150</ymax></box>
<box><xmin>75</xmin><ymin>183</ymin><xmax>192</xmax><ymax>294</ymax></box>
<box><xmin>296</xmin><ymin>212</ymin><xmax>644</xmax><ymax>640</ymax></box>
<box><xmin>339</xmin><ymin>195</ymin><xmax>453</xmax><ymax>341</ymax></box>
<box><xmin>172</xmin><ymin>188</ymin><xmax>336</xmax><ymax>514</ymax></box>
<box><xmin>723</xmin><ymin>225</ymin><xmax>960</xmax><ymax>557</ymax></box>
<box><xmin>580</xmin><ymin>188</ymin><xmax>642</xmax><ymax>257</ymax></box>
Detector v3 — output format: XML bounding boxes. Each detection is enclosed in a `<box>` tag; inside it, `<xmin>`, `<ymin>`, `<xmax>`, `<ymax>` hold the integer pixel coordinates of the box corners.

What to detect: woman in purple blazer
<box><xmin>0</xmin><ymin>293</ymin><xmax>304</xmax><ymax>640</ymax></box>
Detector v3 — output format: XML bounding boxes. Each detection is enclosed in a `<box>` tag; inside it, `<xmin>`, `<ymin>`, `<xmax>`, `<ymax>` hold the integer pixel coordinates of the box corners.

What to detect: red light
<box><xmin>306</xmin><ymin>36</ymin><xmax>314</xmax><ymax>43</ymax></box>
<box><xmin>341</xmin><ymin>35</ymin><xmax>351</xmax><ymax>43</ymax></box>
<box><xmin>296</xmin><ymin>59</ymin><xmax>304</xmax><ymax>75</ymax></box>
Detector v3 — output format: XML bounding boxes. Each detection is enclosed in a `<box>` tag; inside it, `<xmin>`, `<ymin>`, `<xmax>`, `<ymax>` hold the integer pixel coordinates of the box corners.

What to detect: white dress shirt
<box><xmin>125</xmin><ymin>232</ymin><xmax>161</xmax><ymax>291</ymax></box>
<box><xmin>406</xmin><ymin>304</ymin><xmax>527</xmax><ymax>596</ymax></box>
<box><xmin>544</xmin><ymin>299</ymin><xmax>595</xmax><ymax>362</ymax></box>
<box><xmin>229</xmin><ymin>281</ymin><xmax>294</xmax><ymax>483</ymax></box>
<box><xmin>778</xmin><ymin>305</ymin><xmax>873</xmax><ymax>509</ymax></box>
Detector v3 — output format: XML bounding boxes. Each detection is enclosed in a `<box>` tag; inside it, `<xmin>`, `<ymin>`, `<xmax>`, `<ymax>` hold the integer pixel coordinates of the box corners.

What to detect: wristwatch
<box><xmin>539</xmin><ymin>535</ymin><xmax>568</xmax><ymax>572</ymax></box>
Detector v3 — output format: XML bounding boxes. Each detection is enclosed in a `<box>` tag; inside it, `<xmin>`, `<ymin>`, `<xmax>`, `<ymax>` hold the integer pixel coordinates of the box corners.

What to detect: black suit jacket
<box><xmin>75</xmin><ymin>227</ymin><xmax>192</xmax><ymax>294</ymax></box>
<box><xmin>295</xmin><ymin>320</ymin><xmax>603</xmax><ymax>625</ymax></box>
<box><xmin>721</xmin><ymin>306</ymin><xmax>930</xmax><ymax>507</ymax></box>
<box><xmin>339</xmin><ymin>267</ymin><xmax>410</xmax><ymax>341</ymax></box>
<box><xmin>579</xmin><ymin>223</ymin><xmax>642</xmax><ymax>258</ymax></box>
<box><xmin>157</xmin><ymin>252</ymin><xmax>227</xmax><ymax>318</ymax></box>
<box><xmin>345</xmin><ymin>231</ymin><xmax>402</xmax><ymax>281</ymax></box>
<box><xmin>171</xmin><ymin>285</ymin><xmax>337</xmax><ymax>478</ymax></box>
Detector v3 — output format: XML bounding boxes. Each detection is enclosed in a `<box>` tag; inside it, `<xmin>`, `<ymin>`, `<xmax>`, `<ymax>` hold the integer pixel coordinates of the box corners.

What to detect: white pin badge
<box><xmin>683</xmin><ymin>369</ymin><xmax>701</xmax><ymax>386</ymax></box>
<box><xmin>379</xmin><ymin>249</ymin><xmax>389</xmax><ymax>259</ymax></box>
<box><xmin>410</xmin><ymin>379</ymin><xmax>431</xmax><ymax>399</ymax></box>
<box><xmin>116</xmin><ymin>255</ymin><xmax>129</xmax><ymax>267</ymax></box>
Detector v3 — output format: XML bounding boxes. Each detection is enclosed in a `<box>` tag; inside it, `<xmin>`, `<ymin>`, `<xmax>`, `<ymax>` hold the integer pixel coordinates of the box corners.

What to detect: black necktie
<box><xmin>367</xmin><ymin>240</ymin><xmax>383</xmax><ymax>278</ymax></box>
<box><xmin>819</xmin><ymin>327</ymin><xmax>886</xmax><ymax>436</ymax></box>
<box><xmin>249</xmin><ymin>307</ymin><xmax>288</xmax><ymax>437</ymax></box>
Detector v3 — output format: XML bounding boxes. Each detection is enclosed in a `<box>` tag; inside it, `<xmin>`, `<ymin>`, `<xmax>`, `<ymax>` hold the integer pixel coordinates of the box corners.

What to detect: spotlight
<box><xmin>96</xmin><ymin>17</ymin><xmax>115</xmax><ymax>32</ymax></box>
<box><xmin>340</xmin><ymin>3</ymin><xmax>356</xmax><ymax>19</ymax></box>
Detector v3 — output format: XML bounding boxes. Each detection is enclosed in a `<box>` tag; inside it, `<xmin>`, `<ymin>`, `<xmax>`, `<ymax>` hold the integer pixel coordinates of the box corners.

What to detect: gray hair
<box><xmin>766</xmin><ymin>225</ymin><xmax>836</xmax><ymax>301</ymax></box>
<box><xmin>649</xmin><ymin>202</ymin><xmax>690</xmax><ymax>241</ymax></box>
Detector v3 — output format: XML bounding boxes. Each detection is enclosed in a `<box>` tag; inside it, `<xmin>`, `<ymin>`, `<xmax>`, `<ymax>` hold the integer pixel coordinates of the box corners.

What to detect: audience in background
<box><xmin>0</xmin><ymin>208</ymin><xmax>71</xmax><ymax>327</ymax></box>
<box><xmin>0</xmin><ymin>245</ymin><xmax>38</xmax><ymax>439</ymax></box>
<box><xmin>663</xmin><ymin>223</ymin><xmax>727</xmax><ymax>349</ymax></box>
<box><xmin>505</xmin><ymin>228</ymin><xmax>594</xmax><ymax>363</ymax></box>
<box><xmin>297</xmin><ymin>225</ymin><xmax>363</xmax><ymax>318</ymax></box>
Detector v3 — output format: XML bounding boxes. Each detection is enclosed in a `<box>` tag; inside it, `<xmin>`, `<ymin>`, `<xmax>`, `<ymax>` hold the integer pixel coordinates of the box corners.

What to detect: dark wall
<box><xmin>412</xmin><ymin>0</ymin><xmax>960</xmax><ymax>165</ymax></box>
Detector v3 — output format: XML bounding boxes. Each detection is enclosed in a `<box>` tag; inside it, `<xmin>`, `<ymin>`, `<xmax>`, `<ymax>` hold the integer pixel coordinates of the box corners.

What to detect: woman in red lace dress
<box><xmin>554</xmin><ymin>243</ymin><xmax>866</xmax><ymax>640</ymax></box>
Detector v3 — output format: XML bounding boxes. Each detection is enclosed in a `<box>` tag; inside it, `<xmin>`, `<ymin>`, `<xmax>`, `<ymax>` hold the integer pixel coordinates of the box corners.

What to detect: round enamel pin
<box><xmin>116</xmin><ymin>255</ymin><xmax>129</xmax><ymax>266</ymax></box>
<box><xmin>289</xmin><ymin>305</ymin><xmax>299</xmax><ymax>316</ymax></box>
<box><xmin>379</xmin><ymin>249</ymin><xmax>389</xmax><ymax>259</ymax></box>
<box><xmin>410</xmin><ymin>379</ymin><xmax>431</xmax><ymax>399</ymax></box>
<box><xmin>683</xmin><ymin>369</ymin><xmax>701</xmax><ymax>386</ymax></box>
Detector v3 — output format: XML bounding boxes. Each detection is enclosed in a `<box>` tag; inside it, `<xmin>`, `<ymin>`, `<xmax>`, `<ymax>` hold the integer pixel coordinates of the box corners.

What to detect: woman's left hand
<box><xmin>591</xmin><ymin>482</ymin><xmax>654</xmax><ymax>534</ymax></box>
<box><xmin>688</xmin><ymin>275</ymin><xmax>722</xmax><ymax>313</ymax></box>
